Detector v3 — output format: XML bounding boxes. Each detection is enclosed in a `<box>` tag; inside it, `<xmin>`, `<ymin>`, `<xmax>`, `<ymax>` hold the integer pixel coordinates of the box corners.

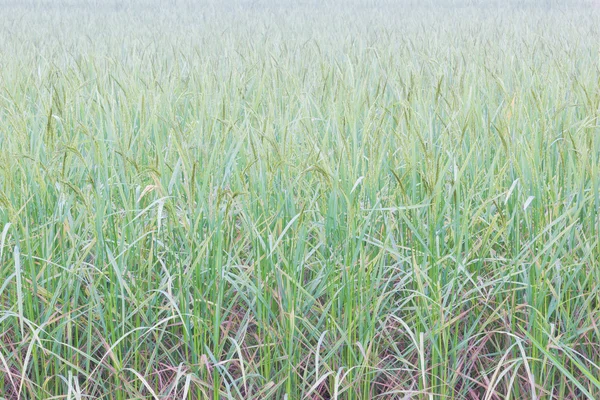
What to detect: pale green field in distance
<box><xmin>1</xmin><ymin>1</ymin><xmax>599</xmax><ymax>399</ymax></box>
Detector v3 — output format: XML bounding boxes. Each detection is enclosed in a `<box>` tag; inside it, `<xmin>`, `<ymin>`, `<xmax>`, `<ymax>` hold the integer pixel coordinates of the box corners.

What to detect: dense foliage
<box><xmin>1</xmin><ymin>1</ymin><xmax>599</xmax><ymax>398</ymax></box>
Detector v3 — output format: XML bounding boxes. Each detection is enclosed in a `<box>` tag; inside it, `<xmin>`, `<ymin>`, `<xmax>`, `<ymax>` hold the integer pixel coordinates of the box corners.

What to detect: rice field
<box><xmin>1</xmin><ymin>1</ymin><xmax>600</xmax><ymax>399</ymax></box>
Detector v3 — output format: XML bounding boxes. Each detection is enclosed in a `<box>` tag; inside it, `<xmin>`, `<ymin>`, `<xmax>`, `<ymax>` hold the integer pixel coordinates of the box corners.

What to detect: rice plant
<box><xmin>0</xmin><ymin>1</ymin><xmax>599</xmax><ymax>398</ymax></box>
